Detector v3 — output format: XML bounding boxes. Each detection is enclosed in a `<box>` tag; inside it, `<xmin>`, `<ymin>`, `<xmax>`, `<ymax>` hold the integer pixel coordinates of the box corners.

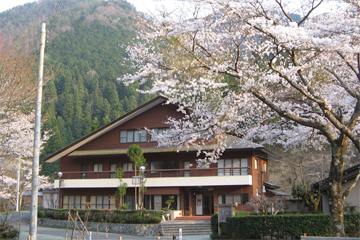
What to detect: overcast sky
<box><xmin>0</xmin><ymin>0</ymin><xmax>342</xmax><ymax>18</ymax></box>
<box><xmin>0</xmin><ymin>0</ymin><xmax>183</xmax><ymax>14</ymax></box>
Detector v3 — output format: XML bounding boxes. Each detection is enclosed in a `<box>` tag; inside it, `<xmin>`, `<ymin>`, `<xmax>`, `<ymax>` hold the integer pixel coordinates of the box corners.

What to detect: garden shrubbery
<box><xmin>38</xmin><ymin>208</ymin><xmax>163</xmax><ymax>224</ymax></box>
<box><xmin>211</xmin><ymin>213</ymin><xmax>360</xmax><ymax>239</ymax></box>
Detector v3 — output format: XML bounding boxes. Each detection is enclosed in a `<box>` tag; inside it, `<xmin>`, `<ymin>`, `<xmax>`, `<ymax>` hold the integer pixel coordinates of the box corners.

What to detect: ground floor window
<box><xmin>218</xmin><ymin>193</ymin><xmax>249</xmax><ymax>205</ymax></box>
<box><xmin>90</xmin><ymin>195</ymin><xmax>115</xmax><ymax>209</ymax></box>
<box><xmin>125</xmin><ymin>195</ymin><xmax>135</xmax><ymax>210</ymax></box>
<box><xmin>63</xmin><ymin>195</ymin><xmax>86</xmax><ymax>209</ymax></box>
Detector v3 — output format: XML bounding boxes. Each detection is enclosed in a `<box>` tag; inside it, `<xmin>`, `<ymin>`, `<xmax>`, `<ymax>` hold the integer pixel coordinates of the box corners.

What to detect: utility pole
<box><xmin>29</xmin><ymin>22</ymin><xmax>46</xmax><ymax>240</ymax></box>
<box><xmin>15</xmin><ymin>160</ymin><xmax>20</xmax><ymax>212</ymax></box>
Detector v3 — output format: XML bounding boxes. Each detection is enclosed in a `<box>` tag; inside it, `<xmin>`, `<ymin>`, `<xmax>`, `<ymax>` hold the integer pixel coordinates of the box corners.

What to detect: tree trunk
<box><xmin>328</xmin><ymin>141</ymin><xmax>347</xmax><ymax>237</ymax></box>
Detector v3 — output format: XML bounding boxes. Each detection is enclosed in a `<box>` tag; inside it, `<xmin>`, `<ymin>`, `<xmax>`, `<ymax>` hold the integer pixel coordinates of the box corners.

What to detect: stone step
<box><xmin>161</xmin><ymin>222</ymin><xmax>212</xmax><ymax>236</ymax></box>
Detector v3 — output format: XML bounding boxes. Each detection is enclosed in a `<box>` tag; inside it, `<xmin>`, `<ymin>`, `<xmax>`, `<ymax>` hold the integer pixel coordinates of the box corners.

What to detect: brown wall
<box><xmin>78</xmin><ymin>104</ymin><xmax>183</xmax><ymax>151</ymax></box>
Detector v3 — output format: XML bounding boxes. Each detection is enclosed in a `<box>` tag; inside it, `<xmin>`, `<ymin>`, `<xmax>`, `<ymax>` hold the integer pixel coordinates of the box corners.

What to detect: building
<box><xmin>44</xmin><ymin>95</ymin><xmax>275</xmax><ymax>216</ymax></box>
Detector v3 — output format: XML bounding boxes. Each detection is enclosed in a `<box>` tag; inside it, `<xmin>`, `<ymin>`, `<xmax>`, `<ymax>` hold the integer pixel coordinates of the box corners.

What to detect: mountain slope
<box><xmin>0</xmin><ymin>0</ymin><xmax>154</xmax><ymax>176</ymax></box>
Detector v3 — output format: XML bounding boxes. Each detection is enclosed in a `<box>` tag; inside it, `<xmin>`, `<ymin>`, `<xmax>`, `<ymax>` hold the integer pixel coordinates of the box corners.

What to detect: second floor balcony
<box><xmin>55</xmin><ymin>167</ymin><xmax>253</xmax><ymax>188</ymax></box>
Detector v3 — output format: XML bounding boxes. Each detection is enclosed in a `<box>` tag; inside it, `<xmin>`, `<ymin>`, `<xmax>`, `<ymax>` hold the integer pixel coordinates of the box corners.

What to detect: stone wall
<box><xmin>38</xmin><ymin>218</ymin><xmax>163</xmax><ymax>236</ymax></box>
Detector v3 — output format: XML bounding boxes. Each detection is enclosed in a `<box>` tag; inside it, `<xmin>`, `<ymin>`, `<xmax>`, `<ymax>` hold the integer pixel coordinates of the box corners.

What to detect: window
<box><xmin>254</xmin><ymin>159</ymin><xmax>258</xmax><ymax>170</ymax></box>
<box><xmin>110</xmin><ymin>163</ymin><xmax>117</xmax><ymax>178</ymax></box>
<box><xmin>218</xmin><ymin>158</ymin><xmax>248</xmax><ymax>176</ymax></box>
<box><xmin>151</xmin><ymin>161</ymin><xmax>179</xmax><ymax>173</ymax></box>
<box><xmin>63</xmin><ymin>195</ymin><xmax>86</xmax><ymax>209</ymax></box>
<box><xmin>263</xmin><ymin>162</ymin><xmax>267</xmax><ymax>172</ymax></box>
<box><xmin>151</xmin><ymin>128</ymin><xmax>169</xmax><ymax>141</ymax></box>
<box><xmin>218</xmin><ymin>193</ymin><xmax>249</xmax><ymax>205</ymax></box>
<box><xmin>94</xmin><ymin>164</ymin><xmax>103</xmax><ymax>172</ymax></box>
<box><xmin>184</xmin><ymin>161</ymin><xmax>191</xmax><ymax>177</ymax></box>
<box><xmin>123</xmin><ymin>162</ymin><xmax>133</xmax><ymax>171</ymax></box>
<box><xmin>81</xmin><ymin>164</ymin><xmax>87</xmax><ymax>179</ymax></box>
<box><xmin>125</xmin><ymin>195</ymin><xmax>135</xmax><ymax>210</ymax></box>
<box><xmin>120</xmin><ymin>129</ymin><xmax>147</xmax><ymax>143</ymax></box>
<box><xmin>90</xmin><ymin>195</ymin><xmax>115</xmax><ymax>209</ymax></box>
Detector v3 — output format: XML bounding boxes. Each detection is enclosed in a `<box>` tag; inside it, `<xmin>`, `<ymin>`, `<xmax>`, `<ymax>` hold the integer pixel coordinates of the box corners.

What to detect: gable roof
<box><xmin>43</xmin><ymin>95</ymin><xmax>270</xmax><ymax>163</ymax></box>
<box><xmin>312</xmin><ymin>163</ymin><xmax>360</xmax><ymax>191</ymax></box>
<box><xmin>44</xmin><ymin>95</ymin><xmax>169</xmax><ymax>163</ymax></box>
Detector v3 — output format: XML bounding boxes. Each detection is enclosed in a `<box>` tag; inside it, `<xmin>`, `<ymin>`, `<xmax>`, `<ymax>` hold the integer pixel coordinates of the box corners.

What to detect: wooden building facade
<box><xmin>44</xmin><ymin>95</ymin><xmax>272</xmax><ymax>216</ymax></box>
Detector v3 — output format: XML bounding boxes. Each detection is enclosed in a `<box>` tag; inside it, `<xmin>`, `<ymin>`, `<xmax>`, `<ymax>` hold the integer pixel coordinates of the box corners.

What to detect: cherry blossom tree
<box><xmin>120</xmin><ymin>0</ymin><xmax>360</xmax><ymax>236</ymax></box>
<box><xmin>0</xmin><ymin>112</ymin><xmax>51</xmax><ymax>210</ymax></box>
<box><xmin>0</xmin><ymin>38</ymin><xmax>51</xmax><ymax>210</ymax></box>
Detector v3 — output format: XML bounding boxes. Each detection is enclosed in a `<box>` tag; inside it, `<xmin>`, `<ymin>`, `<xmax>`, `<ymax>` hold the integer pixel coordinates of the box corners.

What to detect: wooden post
<box><xmin>217</xmin><ymin>206</ymin><xmax>221</xmax><ymax>236</ymax></box>
<box><xmin>119</xmin><ymin>237</ymin><xmax>122</xmax><ymax>240</ymax></box>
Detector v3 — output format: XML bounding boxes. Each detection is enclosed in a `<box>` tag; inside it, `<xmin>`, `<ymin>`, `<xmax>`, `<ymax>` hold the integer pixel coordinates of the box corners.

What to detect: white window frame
<box><xmin>94</xmin><ymin>163</ymin><xmax>103</xmax><ymax>172</ymax></box>
<box><xmin>123</xmin><ymin>162</ymin><xmax>133</xmax><ymax>171</ymax></box>
<box><xmin>218</xmin><ymin>158</ymin><xmax>248</xmax><ymax>176</ymax></box>
<box><xmin>120</xmin><ymin>129</ymin><xmax>147</xmax><ymax>143</ymax></box>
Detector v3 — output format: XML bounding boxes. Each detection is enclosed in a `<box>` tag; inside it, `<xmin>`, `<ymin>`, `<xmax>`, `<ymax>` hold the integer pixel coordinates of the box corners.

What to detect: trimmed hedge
<box><xmin>38</xmin><ymin>209</ymin><xmax>163</xmax><ymax>224</ymax></box>
<box><xmin>211</xmin><ymin>213</ymin><xmax>360</xmax><ymax>239</ymax></box>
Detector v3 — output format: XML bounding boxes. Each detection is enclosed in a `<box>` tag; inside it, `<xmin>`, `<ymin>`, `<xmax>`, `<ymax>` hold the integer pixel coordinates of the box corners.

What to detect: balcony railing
<box><xmin>60</xmin><ymin>167</ymin><xmax>251</xmax><ymax>179</ymax></box>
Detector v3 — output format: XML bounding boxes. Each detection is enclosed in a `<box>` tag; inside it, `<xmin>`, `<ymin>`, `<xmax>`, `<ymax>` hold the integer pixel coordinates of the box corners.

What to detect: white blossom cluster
<box><xmin>119</xmin><ymin>0</ymin><xmax>360</xmax><ymax>166</ymax></box>
<box><xmin>0</xmin><ymin>111</ymin><xmax>51</xmax><ymax>206</ymax></box>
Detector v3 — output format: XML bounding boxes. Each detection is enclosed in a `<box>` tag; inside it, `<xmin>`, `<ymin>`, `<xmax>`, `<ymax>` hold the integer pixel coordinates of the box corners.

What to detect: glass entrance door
<box><xmin>203</xmin><ymin>195</ymin><xmax>214</xmax><ymax>215</ymax></box>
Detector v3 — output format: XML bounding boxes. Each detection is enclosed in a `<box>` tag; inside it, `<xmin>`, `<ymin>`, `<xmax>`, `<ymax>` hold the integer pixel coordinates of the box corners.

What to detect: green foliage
<box><xmin>162</xmin><ymin>196</ymin><xmax>175</xmax><ymax>212</ymax></box>
<box><xmin>211</xmin><ymin>214</ymin><xmax>360</xmax><ymax>239</ymax></box>
<box><xmin>115</xmin><ymin>167</ymin><xmax>128</xmax><ymax>209</ymax></box>
<box><xmin>39</xmin><ymin>208</ymin><xmax>163</xmax><ymax>224</ymax></box>
<box><xmin>0</xmin><ymin>0</ymin><xmax>158</xmax><ymax>177</ymax></box>
<box><xmin>234</xmin><ymin>211</ymin><xmax>251</xmax><ymax>217</ymax></box>
<box><xmin>0</xmin><ymin>213</ymin><xmax>19</xmax><ymax>239</ymax></box>
<box><xmin>127</xmin><ymin>145</ymin><xmax>147</xmax><ymax>169</ymax></box>
<box><xmin>0</xmin><ymin>0</ymin><xmax>156</xmax><ymax>177</ymax></box>
<box><xmin>89</xmin><ymin>117</ymin><xmax>100</xmax><ymax>132</ymax></box>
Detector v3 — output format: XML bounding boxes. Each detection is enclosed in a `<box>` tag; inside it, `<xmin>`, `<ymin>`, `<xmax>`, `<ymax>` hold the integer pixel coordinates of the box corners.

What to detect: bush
<box><xmin>39</xmin><ymin>208</ymin><xmax>163</xmax><ymax>224</ymax></box>
<box><xmin>212</xmin><ymin>213</ymin><xmax>360</xmax><ymax>239</ymax></box>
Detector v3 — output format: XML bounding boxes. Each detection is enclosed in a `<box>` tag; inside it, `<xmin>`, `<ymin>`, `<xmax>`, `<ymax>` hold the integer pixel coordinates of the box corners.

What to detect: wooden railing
<box><xmin>60</xmin><ymin>167</ymin><xmax>251</xmax><ymax>179</ymax></box>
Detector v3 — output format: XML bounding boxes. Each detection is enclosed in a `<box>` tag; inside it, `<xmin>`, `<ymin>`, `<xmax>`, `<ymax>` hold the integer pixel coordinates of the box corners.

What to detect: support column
<box><xmin>189</xmin><ymin>188</ymin><xmax>193</xmax><ymax>216</ymax></box>
<box><xmin>180</xmin><ymin>189</ymin><xmax>185</xmax><ymax>215</ymax></box>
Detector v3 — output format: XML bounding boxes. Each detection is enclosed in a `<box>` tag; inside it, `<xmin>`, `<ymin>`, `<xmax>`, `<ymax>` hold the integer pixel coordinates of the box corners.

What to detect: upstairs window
<box><xmin>151</xmin><ymin>128</ymin><xmax>170</xmax><ymax>142</ymax></box>
<box><xmin>123</xmin><ymin>162</ymin><xmax>133</xmax><ymax>171</ymax></box>
<box><xmin>94</xmin><ymin>163</ymin><xmax>103</xmax><ymax>172</ymax></box>
<box><xmin>217</xmin><ymin>158</ymin><xmax>248</xmax><ymax>176</ymax></box>
<box><xmin>263</xmin><ymin>162</ymin><xmax>267</xmax><ymax>172</ymax></box>
<box><xmin>110</xmin><ymin>163</ymin><xmax>117</xmax><ymax>178</ymax></box>
<box><xmin>120</xmin><ymin>129</ymin><xmax>147</xmax><ymax>143</ymax></box>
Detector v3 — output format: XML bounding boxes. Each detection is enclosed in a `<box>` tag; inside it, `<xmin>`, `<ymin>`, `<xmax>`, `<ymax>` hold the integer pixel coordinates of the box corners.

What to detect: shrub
<box><xmin>212</xmin><ymin>213</ymin><xmax>360</xmax><ymax>239</ymax></box>
<box><xmin>39</xmin><ymin>208</ymin><xmax>163</xmax><ymax>224</ymax></box>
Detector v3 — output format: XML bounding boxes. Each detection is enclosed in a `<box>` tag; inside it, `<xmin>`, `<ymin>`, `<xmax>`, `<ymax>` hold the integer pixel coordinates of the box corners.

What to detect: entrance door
<box><xmin>203</xmin><ymin>195</ymin><xmax>214</xmax><ymax>215</ymax></box>
<box><xmin>196</xmin><ymin>194</ymin><xmax>203</xmax><ymax>215</ymax></box>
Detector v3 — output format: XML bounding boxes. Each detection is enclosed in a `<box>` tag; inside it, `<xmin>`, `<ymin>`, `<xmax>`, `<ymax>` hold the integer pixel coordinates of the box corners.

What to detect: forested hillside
<box><xmin>0</xmin><ymin>0</ymin><xmax>154</xmax><ymax>176</ymax></box>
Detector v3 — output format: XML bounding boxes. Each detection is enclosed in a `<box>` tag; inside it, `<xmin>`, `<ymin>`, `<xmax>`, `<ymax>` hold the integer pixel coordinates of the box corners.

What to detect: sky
<box><xmin>0</xmin><ymin>0</ymin><xmax>182</xmax><ymax>14</ymax></box>
<box><xmin>0</xmin><ymin>0</ymin><xmax>342</xmax><ymax>16</ymax></box>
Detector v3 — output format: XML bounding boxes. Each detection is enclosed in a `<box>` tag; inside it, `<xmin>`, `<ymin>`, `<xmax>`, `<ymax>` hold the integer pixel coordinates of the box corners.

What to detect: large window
<box><xmin>217</xmin><ymin>158</ymin><xmax>248</xmax><ymax>176</ymax></box>
<box><xmin>63</xmin><ymin>195</ymin><xmax>87</xmax><ymax>209</ymax></box>
<box><xmin>90</xmin><ymin>195</ymin><xmax>115</xmax><ymax>209</ymax></box>
<box><xmin>218</xmin><ymin>193</ymin><xmax>249</xmax><ymax>205</ymax></box>
<box><xmin>151</xmin><ymin>128</ymin><xmax>170</xmax><ymax>141</ymax></box>
<box><xmin>151</xmin><ymin>160</ymin><xmax>179</xmax><ymax>173</ymax></box>
<box><xmin>120</xmin><ymin>129</ymin><xmax>147</xmax><ymax>143</ymax></box>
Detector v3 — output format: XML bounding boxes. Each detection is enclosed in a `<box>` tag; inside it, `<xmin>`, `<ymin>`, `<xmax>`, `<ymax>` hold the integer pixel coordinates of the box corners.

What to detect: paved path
<box><xmin>8</xmin><ymin>212</ymin><xmax>211</xmax><ymax>240</ymax></box>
